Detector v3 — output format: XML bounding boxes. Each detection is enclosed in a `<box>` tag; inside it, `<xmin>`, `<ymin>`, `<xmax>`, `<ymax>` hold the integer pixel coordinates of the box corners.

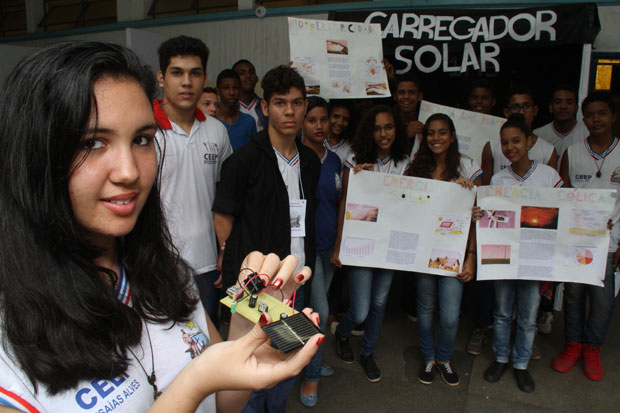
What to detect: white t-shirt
<box><xmin>344</xmin><ymin>153</ymin><xmax>411</xmax><ymax>176</ymax></box>
<box><xmin>567</xmin><ymin>137</ymin><xmax>620</xmax><ymax>252</ymax></box>
<box><xmin>534</xmin><ymin>120</ymin><xmax>588</xmax><ymax>158</ymax></box>
<box><xmin>324</xmin><ymin>138</ymin><xmax>353</xmax><ymax>174</ymax></box>
<box><xmin>0</xmin><ymin>270</ymin><xmax>215</xmax><ymax>413</ymax></box>
<box><xmin>239</xmin><ymin>96</ymin><xmax>264</xmax><ymax>132</ymax></box>
<box><xmin>155</xmin><ymin>102</ymin><xmax>233</xmax><ymax>274</ymax></box>
<box><xmin>274</xmin><ymin>148</ymin><xmax>305</xmax><ymax>273</ymax></box>
<box><xmin>458</xmin><ymin>156</ymin><xmax>483</xmax><ymax>183</ymax></box>
<box><xmin>490</xmin><ymin>135</ymin><xmax>555</xmax><ymax>175</ymax></box>
<box><xmin>491</xmin><ymin>160</ymin><xmax>563</xmax><ymax>188</ymax></box>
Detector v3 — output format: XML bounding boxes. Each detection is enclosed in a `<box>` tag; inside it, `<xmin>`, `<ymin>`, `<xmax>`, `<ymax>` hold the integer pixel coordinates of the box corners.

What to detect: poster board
<box><xmin>476</xmin><ymin>186</ymin><xmax>615</xmax><ymax>286</ymax></box>
<box><xmin>339</xmin><ymin>170</ymin><xmax>475</xmax><ymax>275</ymax></box>
<box><xmin>288</xmin><ymin>17</ymin><xmax>390</xmax><ymax>99</ymax></box>
<box><xmin>418</xmin><ymin>100</ymin><xmax>504</xmax><ymax>165</ymax></box>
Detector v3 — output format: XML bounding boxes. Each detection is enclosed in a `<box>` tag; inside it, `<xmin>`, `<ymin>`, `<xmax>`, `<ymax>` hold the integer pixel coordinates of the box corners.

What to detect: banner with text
<box><xmin>419</xmin><ymin>100</ymin><xmax>504</xmax><ymax>165</ymax></box>
<box><xmin>339</xmin><ymin>170</ymin><xmax>475</xmax><ymax>275</ymax></box>
<box><xmin>288</xmin><ymin>17</ymin><xmax>390</xmax><ymax>99</ymax></box>
<box><xmin>330</xmin><ymin>3</ymin><xmax>599</xmax><ymax>74</ymax></box>
<box><xmin>476</xmin><ymin>186</ymin><xmax>615</xmax><ymax>286</ymax></box>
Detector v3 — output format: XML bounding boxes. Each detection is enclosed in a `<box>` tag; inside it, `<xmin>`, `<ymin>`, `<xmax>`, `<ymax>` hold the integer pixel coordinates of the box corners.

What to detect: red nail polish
<box><xmin>316</xmin><ymin>336</ymin><xmax>325</xmax><ymax>346</ymax></box>
<box><xmin>272</xmin><ymin>279</ymin><xmax>283</xmax><ymax>289</ymax></box>
<box><xmin>296</xmin><ymin>274</ymin><xmax>304</xmax><ymax>282</ymax></box>
<box><xmin>259</xmin><ymin>313</ymin><xmax>268</xmax><ymax>327</ymax></box>
<box><xmin>316</xmin><ymin>314</ymin><xmax>320</xmax><ymax>326</ymax></box>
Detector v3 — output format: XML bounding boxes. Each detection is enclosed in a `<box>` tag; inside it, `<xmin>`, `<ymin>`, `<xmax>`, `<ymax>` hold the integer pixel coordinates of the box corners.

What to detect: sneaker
<box><xmin>514</xmin><ymin>368</ymin><xmax>535</xmax><ymax>393</ymax></box>
<box><xmin>436</xmin><ymin>361</ymin><xmax>460</xmax><ymax>386</ymax></box>
<box><xmin>336</xmin><ymin>337</ymin><xmax>354</xmax><ymax>363</ymax></box>
<box><xmin>583</xmin><ymin>344</ymin><xmax>604</xmax><ymax>381</ymax></box>
<box><xmin>552</xmin><ymin>340</ymin><xmax>582</xmax><ymax>373</ymax></box>
<box><xmin>360</xmin><ymin>354</ymin><xmax>381</xmax><ymax>382</ymax></box>
<box><xmin>329</xmin><ymin>321</ymin><xmax>339</xmax><ymax>336</ymax></box>
<box><xmin>351</xmin><ymin>323</ymin><xmax>365</xmax><ymax>337</ymax></box>
<box><xmin>466</xmin><ymin>327</ymin><xmax>488</xmax><ymax>356</ymax></box>
<box><xmin>531</xmin><ymin>340</ymin><xmax>542</xmax><ymax>360</ymax></box>
<box><xmin>418</xmin><ymin>361</ymin><xmax>435</xmax><ymax>384</ymax></box>
<box><xmin>537</xmin><ymin>311</ymin><xmax>554</xmax><ymax>335</ymax></box>
<box><xmin>484</xmin><ymin>361</ymin><xmax>508</xmax><ymax>383</ymax></box>
<box><xmin>405</xmin><ymin>310</ymin><xmax>418</xmax><ymax>323</ymax></box>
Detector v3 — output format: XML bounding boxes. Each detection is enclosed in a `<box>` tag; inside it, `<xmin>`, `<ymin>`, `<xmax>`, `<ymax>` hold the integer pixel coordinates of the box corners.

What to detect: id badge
<box><xmin>290</xmin><ymin>199</ymin><xmax>306</xmax><ymax>237</ymax></box>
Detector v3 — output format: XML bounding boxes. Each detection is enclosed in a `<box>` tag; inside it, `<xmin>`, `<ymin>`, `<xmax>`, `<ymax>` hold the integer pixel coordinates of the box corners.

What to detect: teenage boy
<box><xmin>555</xmin><ymin>91</ymin><xmax>620</xmax><ymax>381</ymax></box>
<box><xmin>467</xmin><ymin>79</ymin><xmax>496</xmax><ymax>115</ymax></box>
<box><xmin>216</xmin><ymin>69</ymin><xmax>257</xmax><ymax>151</ymax></box>
<box><xmin>198</xmin><ymin>86</ymin><xmax>220</xmax><ymax>117</ymax></box>
<box><xmin>154</xmin><ymin>36</ymin><xmax>232</xmax><ymax>324</ymax></box>
<box><xmin>213</xmin><ymin>65</ymin><xmax>320</xmax><ymax>411</ymax></box>
<box><xmin>534</xmin><ymin>84</ymin><xmax>588</xmax><ymax>157</ymax></box>
<box><xmin>233</xmin><ymin>59</ymin><xmax>268</xmax><ymax>132</ymax></box>
<box><xmin>481</xmin><ymin>86</ymin><xmax>558</xmax><ymax>185</ymax></box>
<box><xmin>394</xmin><ymin>73</ymin><xmax>424</xmax><ymax>156</ymax></box>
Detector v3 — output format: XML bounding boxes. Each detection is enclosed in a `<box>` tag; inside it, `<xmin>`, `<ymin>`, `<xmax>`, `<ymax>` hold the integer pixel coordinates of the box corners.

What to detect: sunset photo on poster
<box><xmin>520</xmin><ymin>206</ymin><xmax>559</xmax><ymax>230</ymax></box>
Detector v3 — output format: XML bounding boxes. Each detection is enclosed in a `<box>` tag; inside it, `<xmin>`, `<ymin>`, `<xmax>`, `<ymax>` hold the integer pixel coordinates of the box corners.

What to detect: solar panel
<box><xmin>262</xmin><ymin>312</ymin><xmax>322</xmax><ymax>354</ymax></box>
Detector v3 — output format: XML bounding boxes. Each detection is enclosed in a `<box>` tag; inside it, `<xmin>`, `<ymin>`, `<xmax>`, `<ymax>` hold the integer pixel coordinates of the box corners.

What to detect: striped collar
<box><xmin>115</xmin><ymin>264</ymin><xmax>132</xmax><ymax>307</ymax></box>
<box><xmin>377</xmin><ymin>154</ymin><xmax>392</xmax><ymax>165</ymax></box>
<box><xmin>585</xmin><ymin>137</ymin><xmax>619</xmax><ymax>160</ymax></box>
<box><xmin>152</xmin><ymin>99</ymin><xmax>206</xmax><ymax>130</ymax></box>
<box><xmin>553</xmin><ymin>122</ymin><xmax>577</xmax><ymax>139</ymax></box>
<box><xmin>508</xmin><ymin>160</ymin><xmax>538</xmax><ymax>182</ymax></box>
<box><xmin>320</xmin><ymin>149</ymin><xmax>328</xmax><ymax>164</ymax></box>
<box><xmin>239</xmin><ymin>96</ymin><xmax>259</xmax><ymax>111</ymax></box>
<box><xmin>274</xmin><ymin>147</ymin><xmax>300</xmax><ymax>167</ymax></box>
<box><xmin>324</xmin><ymin>138</ymin><xmax>345</xmax><ymax>151</ymax></box>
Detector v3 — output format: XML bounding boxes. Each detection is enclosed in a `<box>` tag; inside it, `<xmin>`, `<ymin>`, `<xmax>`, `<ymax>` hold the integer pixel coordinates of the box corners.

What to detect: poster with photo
<box><xmin>288</xmin><ymin>17</ymin><xmax>390</xmax><ymax>99</ymax></box>
<box><xmin>476</xmin><ymin>186</ymin><xmax>616</xmax><ymax>286</ymax></box>
<box><xmin>418</xmin><ymin>101</ymin><xmax>505</xmax><ymax>165</ymax></box>
<box><xmin>339</xmin><ymin>170</ymin><xmax>476</xmax><ymax>275</ymax></box>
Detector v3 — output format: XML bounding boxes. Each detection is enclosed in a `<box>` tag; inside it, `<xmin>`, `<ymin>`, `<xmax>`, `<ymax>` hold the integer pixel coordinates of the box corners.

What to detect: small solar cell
<box><xmin>262</xmin><ymin>312</ymin><xmax>322</xmax><ymax>354</ymax></box>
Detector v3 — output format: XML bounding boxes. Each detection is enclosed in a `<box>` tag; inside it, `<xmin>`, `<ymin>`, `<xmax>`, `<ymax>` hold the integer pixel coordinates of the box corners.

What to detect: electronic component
<box><xmin>220</xmin><ymin>287</ymin><xmax>294</xmax><ymax>323</ymax></box>
<box><xmin>249</xmin><ymin>294</ymin><xmax>258</xmax><ymax>308</ymax></box>
<box><xmin>280</xmin><ymin>313</ymin><xmax>288</xmax><ymax>319</ymax></box>
<box><xmin>226</xmin><ymin>285</ymin><xmax>243</xmax><ymax>299</ymax></box>
<box><xmin>244</xmin><ymin>272</ymin><xmax>266</xmax><ymax>294</ymax></box>
<box><xmin>258</xmin><ymin>301</ymin><xmax>268</xmax><ymax>313</ymax></box>
<box><xmin>262</xmin><ymin>312</ymin><xmax>322</xmax><ymax>354</ymax></box>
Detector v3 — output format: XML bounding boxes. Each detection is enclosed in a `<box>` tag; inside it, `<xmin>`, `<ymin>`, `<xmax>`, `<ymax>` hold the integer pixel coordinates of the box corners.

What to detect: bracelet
<box><xmin>220</xmin><ymin>242</ymin><xmax>226</xmax><ymax>251</ymax></box>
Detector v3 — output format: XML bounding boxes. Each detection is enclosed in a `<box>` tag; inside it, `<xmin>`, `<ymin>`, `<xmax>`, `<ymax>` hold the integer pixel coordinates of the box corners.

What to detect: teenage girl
<box><xmin>324</xmin><ymin>99</ymin><xmax>355</xmax><ymax>167</ymax></box>
<box><xmin>331</xmin><ymin>105</ymin><xmax>409</xmax><ymax>382</ymax></box>
<box><xmin>481</xmin><ymin>114</ymin><xmax>563</xmax><ymax>393</ymax></box>
<box><xmin>406</xmin><ymin>113</ymin><xmax>481</xmax><ymax>387</ymax></box>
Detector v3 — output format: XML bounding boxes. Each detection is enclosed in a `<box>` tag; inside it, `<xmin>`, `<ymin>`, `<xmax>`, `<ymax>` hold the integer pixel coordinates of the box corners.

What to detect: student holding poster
<box><xmin>481</xmin><ymin>115</ymin><xmax>564</xmax><ymax>393</ymax></box>
<box><xmin>555</xmin><ymin>91</ymin><xmax>620</xmax><ymax>381</ymax></box>
<box><xmin>406</xmin><ymin>113</ymin><xmax>481</xmax><ymax>387</ymax></box>
<box><xmin>331</xmin><ymin>105</ymin><xmax>409</xmax><ymax>383</ymax></box>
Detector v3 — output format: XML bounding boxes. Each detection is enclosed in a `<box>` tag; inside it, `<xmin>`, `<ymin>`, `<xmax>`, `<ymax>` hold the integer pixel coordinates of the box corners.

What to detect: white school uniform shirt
<box><xmin>0</xmin><ymin>271</ymin><xmax>215</xmax><ymax>413</ymax></box>
<box><xmin>490</xmin><ymin>136</ymin><xmax>555</xmax><ymax>175</ymax></box>
<box><xmin>274</xmin><ymin>148</ymin><xmax>305</xmax><ymax>273</ymax></box>
<box><xmin>324</xmin><ymin>138</ymin><xmax>353</xmax><ymax>173</ymax></box>
<box><xmin>239</xmin><ymin>96</ymin><xmax>264</xmax><ymax>131</ymax></box>
<box><xmin>567</xmin><ymin>137</ymin><xmax>620</xmax><ymax>252</ymax></box>
<box><xmin>155</xmin><ymin>101</ymin><xmax>233</xmax><ymax>274</ymax></box>
<box><xmin>344</xmin><ymin>153</ymin><xmax>411</xmax><ymax>176</ymax></box>
<box><xmin>534</xmin><ymin>120</ymin><xmax>588</xmax><ymax>158</ymax></box>
<box><xmin>490</xmin><ymin>160</ymin><xmax>563</xmax><ymax>188</ymax></box>
<box><xmin>458</xmin><ymin>156</ymin><xmax>484</xmax><ymax>183</ymax></box>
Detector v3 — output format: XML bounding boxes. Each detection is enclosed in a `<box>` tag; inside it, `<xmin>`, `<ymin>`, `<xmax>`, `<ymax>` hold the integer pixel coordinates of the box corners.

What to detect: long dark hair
<box><xmin>351</xmin><ymin>105</ymin><xmax>408</xmax><ymax>165</ymax></box>
<box><xmin>407</xmin><ymin>113</ymin><xmax>461</xmax><ymax>181</ymax></box>
<box><xmin>0</xmin><ymin>42</ymin><xmax>197</xmax><ymax>394</ymax></box>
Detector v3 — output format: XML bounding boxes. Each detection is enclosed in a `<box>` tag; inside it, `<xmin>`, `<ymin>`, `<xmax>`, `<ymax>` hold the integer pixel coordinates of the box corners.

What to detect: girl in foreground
<box><xmin>331</xmin><ymin>105</ymin><xmax>409</xmax><ymax>382</ymax></box>
<box><xmin>0</xmin><ymin>42</ymin><xmax>320</xmax><ymax>412</ymax></box>
<box><xmin>406</xmin><ymin>113</ymin><xmax>481</xmax><ymax>387</ymax></box>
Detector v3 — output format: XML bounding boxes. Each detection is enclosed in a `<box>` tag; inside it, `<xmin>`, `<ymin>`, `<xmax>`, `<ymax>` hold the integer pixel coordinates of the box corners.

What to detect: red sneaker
<box><xmin>552</xmin><ymin>341</ymin><xmax>582</xmax><ymax>372</ymax></box>
<box><xmin>583</xmin><ymin>344</ymin><xmax>604</xmax><ymax>381</ymax></box>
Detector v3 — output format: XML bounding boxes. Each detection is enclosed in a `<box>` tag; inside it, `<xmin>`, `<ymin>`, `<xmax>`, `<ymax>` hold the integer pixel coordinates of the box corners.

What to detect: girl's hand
<box><xmin>406</xmin><ymin>121</ymin><xmax>424</xmax><ymax>138</ymax></box>
<box><xmin>456</xmin><ymin>255</ymin><xmax>475</xmax><ymax>282</ymax></box>
<box><xmin>608</xmin><ymin>218</ymin><xmax>614</xmax><ymax>230</ymax></box>
<box><xmin>330</xmin><ymin>248</ymin><xmax>342</xmax><ymax>268</ymax></box>
<box><xmin>353</xmin><ymin>163</ymin><xmax>374</xmax><ymax>174</ymax></box>
<box><xmin>472</xmin><ymin>206</ymin><xmax>483</xmax><ymax>222</ymax></box>
<box><xmin>455</xmin><ymin>176</ymin><xmax>475</xmax><ymax>190</ymax></box>
<box><xmin>382</xmin><ymin>58</ymin><xmax>395</xmax><ymax>80</ymax></box>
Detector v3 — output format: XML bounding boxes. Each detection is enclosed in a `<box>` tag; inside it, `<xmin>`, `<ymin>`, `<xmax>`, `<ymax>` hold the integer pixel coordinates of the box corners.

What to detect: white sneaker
<box><xmin>329</xmin><ymin>321</ymin><xmax>339</xmax><ymax>336</ymax></box>
<box><xmin>537</xmin><ymin>311</ymin><xmax>554</xmax><ymax>335</ymax></box>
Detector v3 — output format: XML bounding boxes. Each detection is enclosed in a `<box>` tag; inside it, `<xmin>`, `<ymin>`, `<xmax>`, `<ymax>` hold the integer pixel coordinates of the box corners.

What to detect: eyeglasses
<box><xmin>374</xmin><ymin>124</ymin><xmax>395</xmax><ymax>133</ymax></box>
<box><xmin>507</xmin><ymin>103</ymin><xmax>534</xmax><ymax>113</ymax></box>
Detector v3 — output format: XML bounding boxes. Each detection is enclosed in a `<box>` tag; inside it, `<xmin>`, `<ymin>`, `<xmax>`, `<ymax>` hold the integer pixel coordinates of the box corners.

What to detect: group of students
<box><xmin>0</xmin><ymin>33</ymin><xmax>617</xmax><ymax>413</ymax></box>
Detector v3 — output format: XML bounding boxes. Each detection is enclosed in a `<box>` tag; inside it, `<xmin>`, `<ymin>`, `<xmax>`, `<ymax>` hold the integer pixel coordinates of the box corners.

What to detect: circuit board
<box><xmin>220</xmin><ymin>286</ymin><xmax>296</xmax><ymax>323</ymax></box>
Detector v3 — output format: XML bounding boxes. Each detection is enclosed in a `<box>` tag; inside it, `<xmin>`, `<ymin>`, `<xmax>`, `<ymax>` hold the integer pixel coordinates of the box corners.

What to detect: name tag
<box><xmin>290</xmin><ymin>199</ymin><xmax>306</xmax><ymax>238</ymax></box>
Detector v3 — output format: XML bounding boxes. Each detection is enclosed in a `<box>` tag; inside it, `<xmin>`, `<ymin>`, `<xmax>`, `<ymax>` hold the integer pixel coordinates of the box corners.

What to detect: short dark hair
<box><xmin>582</xmin><ymin>90</ymin><xmax>616</xmax><ymax>114</ymax></box>
<box><xmin>469</xmin><ymin>79</ymin><xmax>495</xmax><ymax>97</ymax></box>
<box><xmin>158</xmin><ymin>35</ymin><xmax>209</xmax><ymax>74</ymax></box>
<box><xmin>232</xmin><ymin>59</ymin><xmax>255</xmax><ymax>71</ymax></box>
<box><xmin>395</xmin><ymin>72</ymin><xmax>422</xmax><ymax>91</ymax></box>
<box><xmin>217</xmin><ymin>68</ymin><xmax>240</xmax><ymax>88</ymax></box>
<box><xmin>261</xmin><ymin>65</ymin><xmax>306</xmax><ymax>103</ymax></box>
<box><xmin>306</xmin><ymin>96</ymin><xmax>329</xmax><ymax>115</ymax></box>
<box><xmin>501</xmin><ymin>113</ymin><xmax>531</xmax><ymax>137</ymax></box>
<box><xmin>505</xmin><ymin>85</ymin><xmax>535</xmax><ymax>107</ymax></box>
<box><xmin>203</xmin><ymin>86</ymin><xmax>218</xmax><ymax>94</ymax></box>
<box><xmin>551</xmin><ymin>83</ymin><xmax>578</xmax><ymax>100</ymax></box>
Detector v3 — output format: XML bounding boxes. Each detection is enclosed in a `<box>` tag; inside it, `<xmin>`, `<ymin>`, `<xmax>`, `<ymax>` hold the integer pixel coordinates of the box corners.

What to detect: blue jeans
<box><xmin>335</xmin><ymin>267</ymin><xmax>393</xmax><ymax>356</ymax></box>
<box><xmin>194</xmin><ymin>270</ymin><xmax>220</xmax><ymax>324</ymax></box>
<box><xmin>416</xmin><ymin>274</ymin><xmax>464</xmax><ymax>362</ymax></box>
<box><xmin>493</xmin><ymin>280</ymin><xmax>540</xmax><ymax>369</ymax></box>
<box><xmin>564</xmin><ymin>252</ymin><xmax>616</xmax><ymax>346</ymax></box>
<box><xmin>304</xmin><ymin>249</ymin><xmax>336</xmax><ymax>382</ymax></box>
<box><xmin>242</xmin><ymin>287</ymin><xmax>305</xmax><ymax>413</ymax></box>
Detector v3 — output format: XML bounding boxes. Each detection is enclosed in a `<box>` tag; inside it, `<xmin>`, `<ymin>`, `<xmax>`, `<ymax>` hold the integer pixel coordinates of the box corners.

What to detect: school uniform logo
<box><xmin>181</xmin><ymin>321</ymin><xmax>209</xmax><ymax>359</ymax></box>
<box><xmin>610</xmin><ymin>167</ymin><xmax>620</xmax><ymax>184</ymax></box>
<box><xmin>573</xmin><ymin>174</ymin><xmax>592</xmax><ymax>183</ymax></box>
<box><xmin>202</xmin><ymin>142</ymin><xmax>219</xmax><ymax>165</ymax></box>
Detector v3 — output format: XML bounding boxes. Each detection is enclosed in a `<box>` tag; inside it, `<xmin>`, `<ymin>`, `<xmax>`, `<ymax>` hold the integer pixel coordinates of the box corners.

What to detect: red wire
<box><xmin>287</xmin><ymin>289</ymin><xmax>297</xmax><ymax>313</ymax></box>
